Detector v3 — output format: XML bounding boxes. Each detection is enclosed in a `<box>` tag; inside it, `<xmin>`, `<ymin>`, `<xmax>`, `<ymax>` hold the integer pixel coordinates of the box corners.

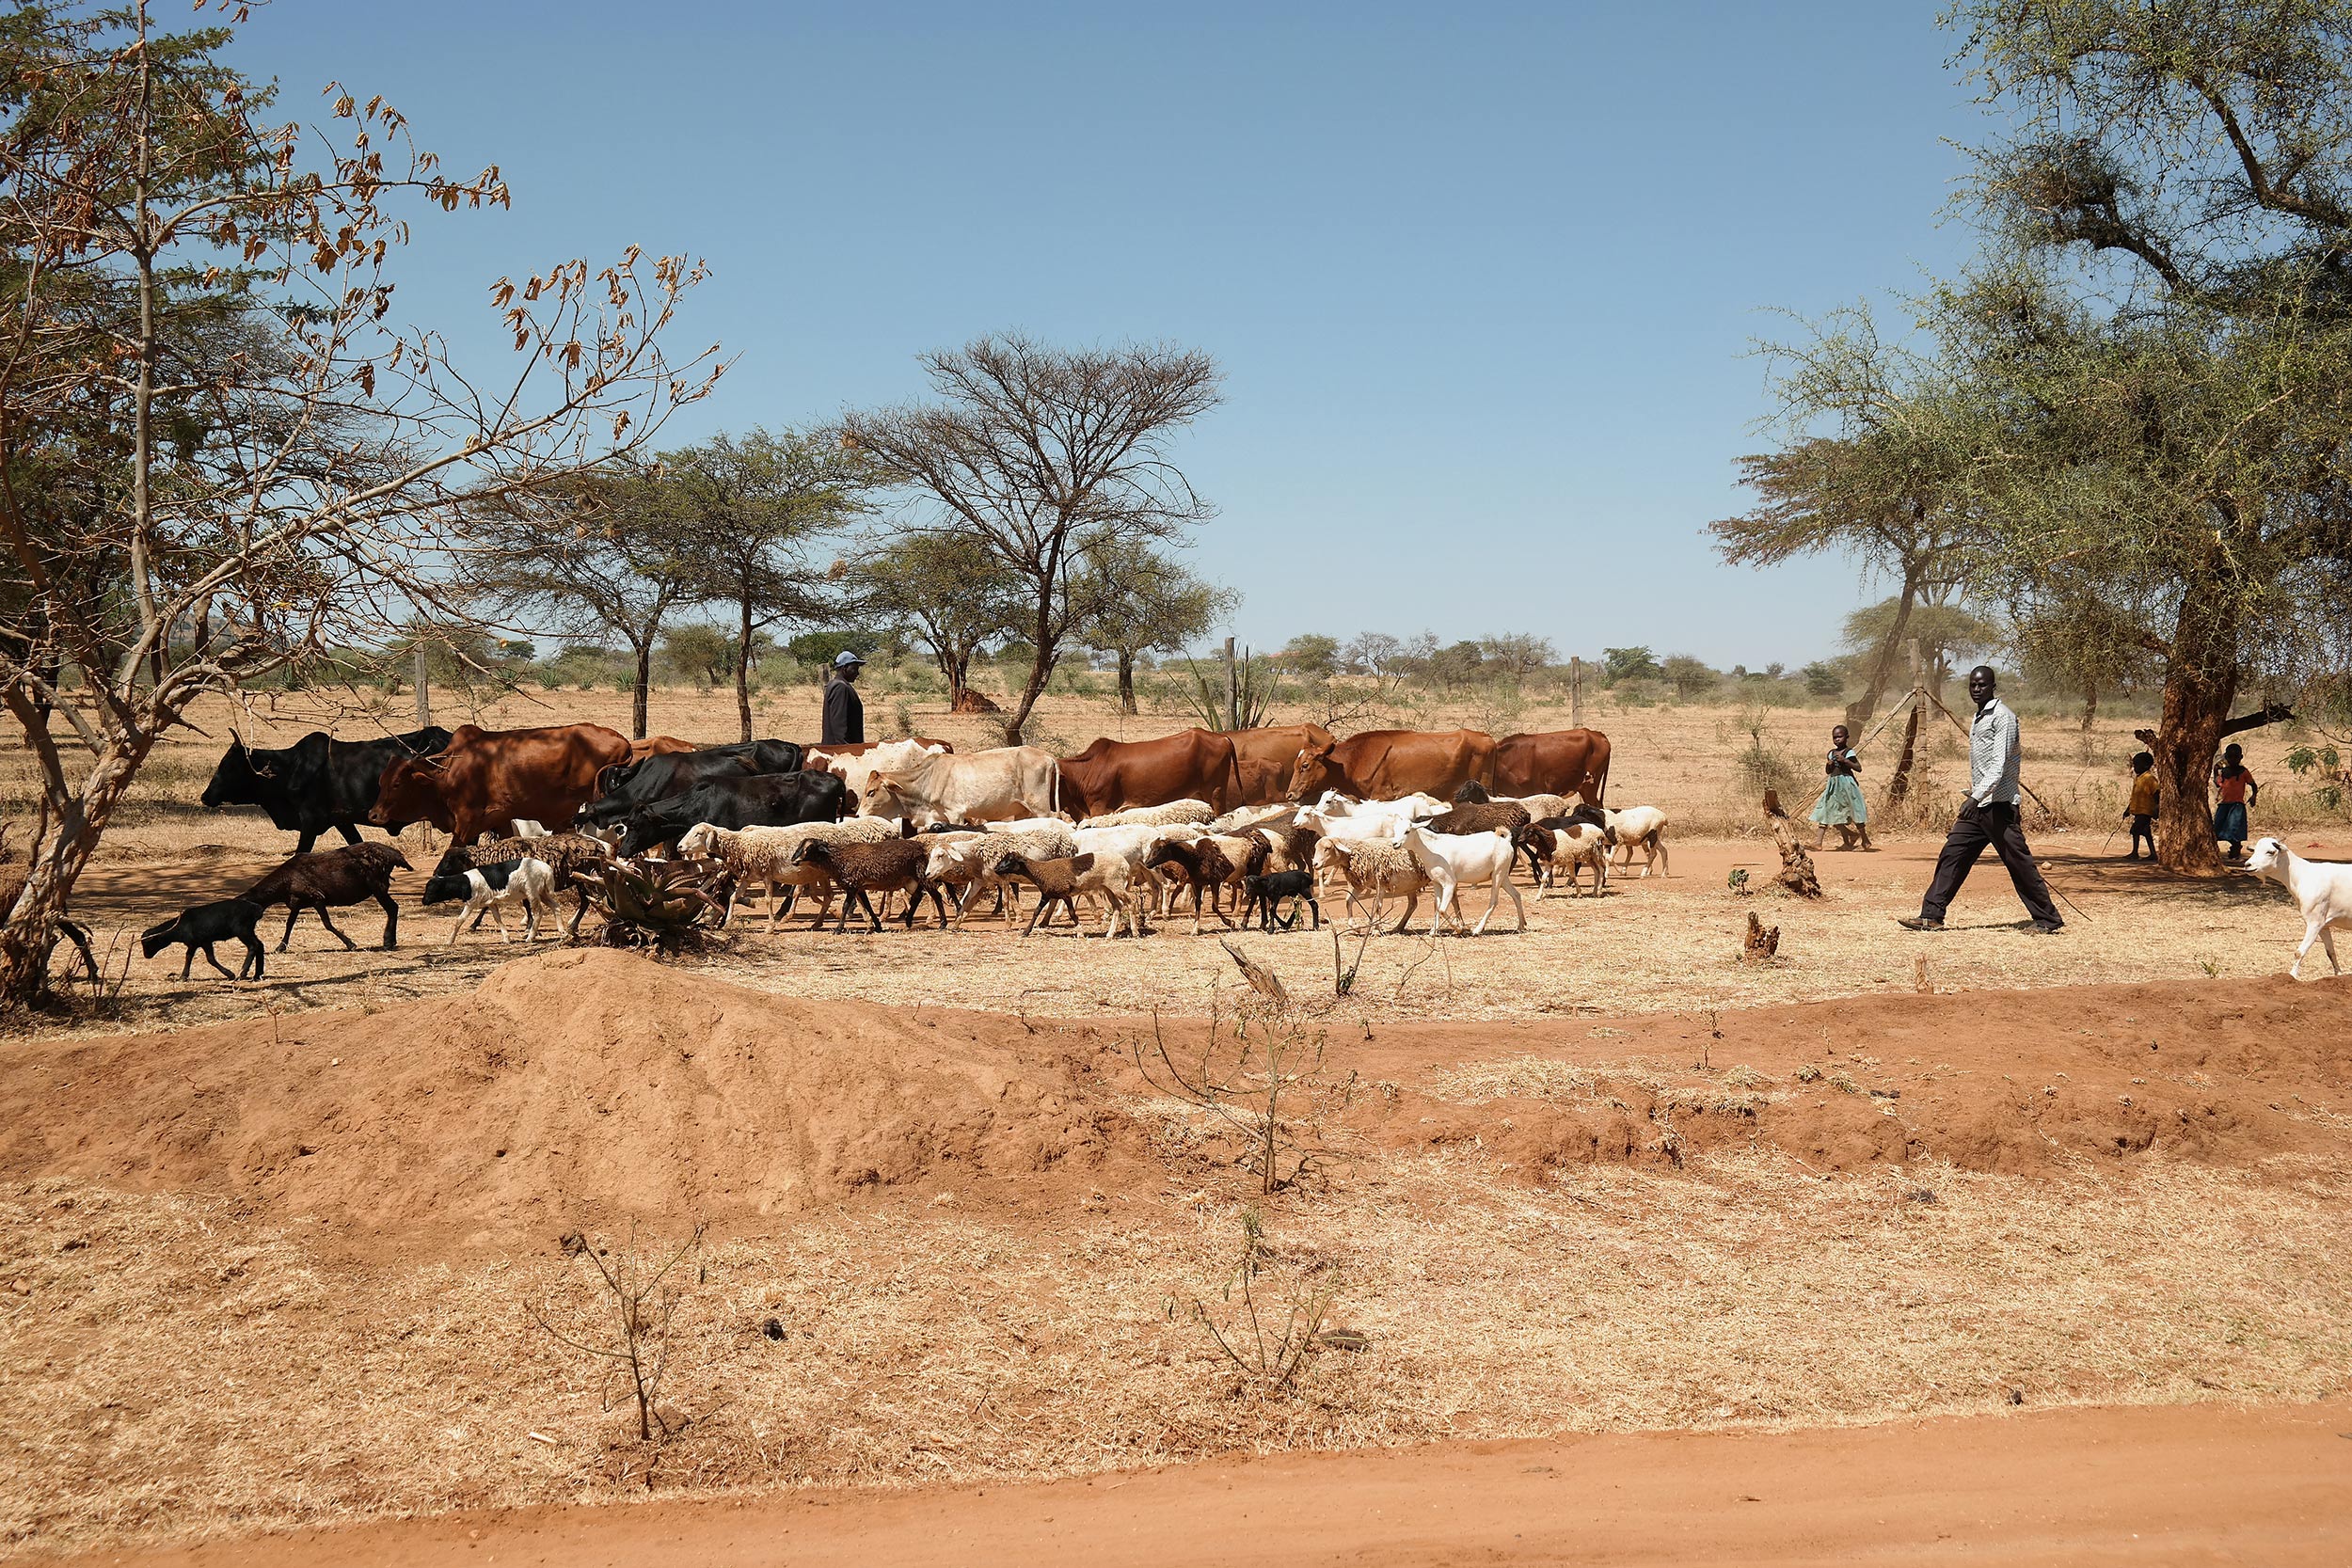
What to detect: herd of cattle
<box><xmin>131</xmin><ymin>718</ymin><xmax>1653</xmax><ymax>978</ymax></box>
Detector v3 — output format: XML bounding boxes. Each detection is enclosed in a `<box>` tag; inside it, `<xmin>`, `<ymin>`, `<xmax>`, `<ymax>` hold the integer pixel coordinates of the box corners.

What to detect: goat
<box><xmin>442</xmin><ymin>826</ymin><xmax>611</xmax><ymax>937</ymax></box>
<box><xmin>1311</xmin><ymin>836</ymin><xmax>1429</xmax><ymax>931</ymax></box>
<box><xmin>1240</xmin><ymin>869</ymin><xmax>1321</xmax><ymax>932</ymax></box>
<box><xmin>1416</xmin><ymin>800</ymin><xmax>1532</xmax><ymax>839</ymax></box>
<box><xmin>421</xmin><ymin>857</ymin><xmax>557</xmax><ymax>944</ymax></box>
<box><xmin>1604</xmin><ymin>805</ymin><xmax>1670</xmax><ymax>878</ymax></box>
<box><xmin>1391</xmin><ymin>823</ymin><xmax>1524</xmax><ymax>935</ymax></box>
<box><xmin>238</xmin><ymin>841</ymin><xmax>410</xmax><ymax>952</ymax></box>
<box><xmin>1522</xmin><ymin>817</ymin><xmax>1611</xmax><ymax>897</ymax></box>
<box><xmin>2245</xmin><ymin>837</ymin><xmax>2352</xmax><ymax>978</ymax></box>
<box><xmin>992</xmin><ymin>850</ymin><xmax>1145</xmax><ymax>938</ymax></box>
<box><xmin>789</xmin><ymin>839</ymin><xmax>948</xmax><ymax>933</ymax></box>
<box><xmin>680</xmin><ymin>817</ymin><xmax>896</xmax><ymax>930</ymax></box>
<box><xmin>1144</xmin><ymin>836</ymin><xmax>1239</xmax><ymax>934</ymax></box>
<box><xmin>141</xmin><ymin>898</ymin><xmax>267</xmax><ymax>981</ymax></box>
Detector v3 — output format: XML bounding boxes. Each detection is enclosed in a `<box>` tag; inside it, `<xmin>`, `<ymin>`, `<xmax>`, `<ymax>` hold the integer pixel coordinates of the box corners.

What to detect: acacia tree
<box><xmin>1072</xmin><ymin>539</ymin><xmax>1230</xmax><ymax>714</ymax></box>
<box><xmin>1713</xmin><ymin>308</ymin><xmax>1975</xmax><ymax>735</ymax></box>
<box><xmin>0</xmin><ymin>1</ymin><xmax>719</xmax><ymax>1002</ymax></box>
<box><xmin>665</xmin><ymin>428</ymin><xmax>866</xmax><ymax>742</ymax></box>
<box><xmin>850</xmin><ymin>531</ymin><xmax>1023</xmax><ymax>710</ymax></box>
<box><xmin>1935</xmin><ymin>0</ymin><xmax>2352</xmax><ymax>869</ymax></box>
<box><xmin>841</xmin><ymin>334</ymin><xmax>1221</xmax><ymax>745</ymax></box>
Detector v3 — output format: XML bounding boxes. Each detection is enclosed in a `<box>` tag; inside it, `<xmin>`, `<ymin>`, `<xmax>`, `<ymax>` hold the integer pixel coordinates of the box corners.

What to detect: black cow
<box><xmin>200</xmin><ymin>727</ymin><xmax>453</xmax><ymax>853</ymax></box>
<box><xmin>609</xmin><ymin>770</ymin><xmax>848</xmax><ymax>855</ymax></box>
<box><xmin>591</xmin><ymin>738</ymin><xmax>804</xmax><ymax>805</ymax></box>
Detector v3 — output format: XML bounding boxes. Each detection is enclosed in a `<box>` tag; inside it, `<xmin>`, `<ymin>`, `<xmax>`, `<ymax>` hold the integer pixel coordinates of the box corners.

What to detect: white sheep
<box><xmin>2245</xmin><ymin>837</ymin><xmax>2351</xmax><ymax>977</ymax></box>
<box><xmin>1604</xmin><ymin>805</ymin><xmax>1670</xmax><ymax>878</ymax></box>
<box><xmin>1081</xmin><ymin>798</ymin><xmax>1215</xmax><ymax>830</ymax></box>
<box><xmin>1311</xmin><ymin>836</ymin><xmax>1431</xmax><ymax>931</ymax></box>
<box><xmin>679</xmin><ymin>817</ymin><xmax>897</xmax><ymax>930</ymax></box>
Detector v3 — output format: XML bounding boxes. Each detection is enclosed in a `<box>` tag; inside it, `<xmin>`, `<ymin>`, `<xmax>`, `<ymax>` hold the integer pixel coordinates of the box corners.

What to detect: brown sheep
<box><xmin>789</xmin><ymin>838</ymin><xmax>948</xmax><ymax>933</ymax></box>
<box><xmin>991</xmin><ymin>851</ymin><xmax>1145</xmax><ymax>938</ymax></box>
<box><xmin>238</xmin><ymin>841</ymin><xmax>411</xmax><ymax>951</ymax></box>
<box><xmin>1144</xmin><ymin>837</ymin><xmax>1239</xmax><ymax>934</ymax></box>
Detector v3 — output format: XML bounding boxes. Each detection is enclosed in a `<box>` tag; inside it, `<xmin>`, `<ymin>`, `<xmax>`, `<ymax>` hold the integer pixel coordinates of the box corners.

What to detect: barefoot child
<box><xmin>2124</xmin><ymin>752</ymin><xmax>2157</xmax><ymax>860</ymax></box>
<box><xmin>2213</xmin><ymin>744</ymin><xmax>2259</xmax><ymax>862</ymax></box>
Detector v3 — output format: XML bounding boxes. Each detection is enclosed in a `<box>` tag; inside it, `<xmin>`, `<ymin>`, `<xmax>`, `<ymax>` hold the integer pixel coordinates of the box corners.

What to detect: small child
<box><xmin>2123</xmin><ymin>752</ymin><xmax>2157</xmax><ymax>860</ymax></box>
<box><xmin>2213</xmin><ymin>743</ymin><xmax>2259</xmax><ymax>862</ymax></box>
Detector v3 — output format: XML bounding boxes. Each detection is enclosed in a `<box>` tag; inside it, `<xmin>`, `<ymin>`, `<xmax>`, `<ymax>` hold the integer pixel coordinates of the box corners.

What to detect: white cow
<box><xmin>864</xmin><ymin>745</ymin><xmax>1062</xmax><ymax>827</ymax></box>
<box><xmin>810</xmin><ymin>738</ymin><xmax>948</xmax><ymax>815</ymax></box>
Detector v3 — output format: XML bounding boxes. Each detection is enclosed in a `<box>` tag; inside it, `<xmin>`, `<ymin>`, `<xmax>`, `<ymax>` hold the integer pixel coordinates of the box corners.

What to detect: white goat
<box><xmin>2245</xmin><ymin>837</ymin><xmax>2351</xmax><ymax>978</ymax></box>
<box><xmin>1391</xmin><ymin>823</ymin><xmax>1525</xmax><ymax>935</ymax></box>
<box><xmin>1604</xmin><ymin>805</ymin><xmax>1670</xmax><ymax>878</ymax></box>
<box><xmin>679</xmin><ymin>817</ymin><xmax>896</xmax><ymax>930</ymax></box>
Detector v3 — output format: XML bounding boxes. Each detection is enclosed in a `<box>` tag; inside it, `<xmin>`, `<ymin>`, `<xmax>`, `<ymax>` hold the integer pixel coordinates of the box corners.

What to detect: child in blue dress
<box><xmin>1810</xmin><ymin>723</ymin><xmax>1872</xmax><ymax>850</ymax></box>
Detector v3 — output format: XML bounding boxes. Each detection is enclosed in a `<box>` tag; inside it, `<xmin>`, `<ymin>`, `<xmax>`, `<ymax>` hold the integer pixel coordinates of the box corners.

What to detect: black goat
<box><xmin>141</xmin><ymin>898</ymin><xmax>268</xmax><ymax>980</ymax></box>
<box><xmin>237</xmin><ymin>841</ymin><xmax>410</xmax><ymax>952</ymax></box>
<box><xmin>1241</xmin><ymin>869</ymin><xmax>1321</xmax><ymax>932</ymax></box>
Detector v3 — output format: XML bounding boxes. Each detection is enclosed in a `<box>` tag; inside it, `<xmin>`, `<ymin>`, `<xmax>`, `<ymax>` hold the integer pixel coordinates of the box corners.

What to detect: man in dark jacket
<box><xmin>821</xmin><ymin>650</ymin><xmax>865</xmax><ymax>745</ymax></box>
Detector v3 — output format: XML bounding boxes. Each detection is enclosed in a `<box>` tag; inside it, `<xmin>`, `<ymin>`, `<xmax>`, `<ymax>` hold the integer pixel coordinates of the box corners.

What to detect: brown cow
<box><xmin>1286</xmin><ymin>728</ymin><xmax>1497</xmax><ymax>803</ymax></box>
<box><xmin>369</xmin><ymin>723</ymin><xmax>632</xmax><ymax>844</ymax></box>
<box><xmin>1057</xmin><ymin>729</ymin><xmax>1246</xmax><ymax>817</ymax></box>
<box><xmin>1226</xmin><ymin>723</ymin><xmax>1337</xmax><ymax>805</ymax></box>
<box><xmin>629</xmin><ymin>735</ymin><xmax>697</xmax><ymax>762</ymax></box>
<box><xmin>1493</xmin><ymin>728</ymin><xmax>1612</xmax><ymax>805</ymax></box>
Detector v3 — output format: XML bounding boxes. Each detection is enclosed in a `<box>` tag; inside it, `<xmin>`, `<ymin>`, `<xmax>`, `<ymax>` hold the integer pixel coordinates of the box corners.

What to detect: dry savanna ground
<box><xmin>2</xmin><ymin>684</ymin><xmax>2348</xmax><ymax>1562</ymax></box>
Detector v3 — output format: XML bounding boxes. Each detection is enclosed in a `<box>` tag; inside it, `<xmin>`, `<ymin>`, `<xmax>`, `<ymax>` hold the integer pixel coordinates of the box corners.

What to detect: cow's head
<box><xmin>1284</xmin><ymin>742</ymin><xmax>1343</xmax><ymax>804</ymax></box>
<box><xmin>369</xmin><ymin>753</ymin><xmax>447</xmax><ymax>828</ymax></box>
<box><xmin>199</xmin><ymin>735</ymin><xmax>271</xmax><ymax>810</ymax></box>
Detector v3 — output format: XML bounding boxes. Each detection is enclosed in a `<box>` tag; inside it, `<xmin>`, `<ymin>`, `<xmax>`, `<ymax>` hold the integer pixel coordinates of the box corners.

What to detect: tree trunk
<box><xmin>940</xmin><ymin>646</ymin><xmax>970</xmax><ymax>712</ymax></box>
<box><xmin>734</xmin><ymin>594</ymin><xmax>755</xmax><ymax>744</ymax></box>
<box><xmin>0</xmin><ymin>734</ymin><xmax>146</xmax><ymax>1006</ymax></box>
<box><xmin>1885</xmin><ymin>700</ymin><xmax>1922</xmax><ymax>812</ymax></box>
<box><xmin>2079</xmin><ymin>674</ymin><xmax>2099</xmax><ymax>733</ymax></box>
<box><xmin>2151</xmin><ymin>668</ymin><xmax>2237</xmax><ymax>875</ymax></box>
<box><xmin>630</xmin><ymin>639</ymin><xmax>653</xmax><ymax>740</ymax></box>
<box><xmin>1844</xmin><ymin>565</ymin><xmax>1920</xmax><ymax>735</ymax></box>
<box><xmin>1117</xmin><ymin>650</ymin><xmax>1136</xmax><ymax>715</ymax></box>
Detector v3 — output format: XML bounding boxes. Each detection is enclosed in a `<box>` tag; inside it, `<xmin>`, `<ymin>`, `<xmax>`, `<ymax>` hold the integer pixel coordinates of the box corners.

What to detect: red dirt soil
<box><xmin>2</xmin><ymin>956</ymin><xmax>2345</xmax><ymax>1251</ymax></box>
<box><xmin>78</xmin><ymin>1400</ymin><xmax>2352</xmax><ymax>1568</ymax></box>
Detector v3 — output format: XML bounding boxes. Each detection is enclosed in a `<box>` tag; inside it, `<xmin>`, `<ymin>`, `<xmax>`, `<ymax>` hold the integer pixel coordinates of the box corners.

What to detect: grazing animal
<box><xmin>438</xmin><ymin>829</ymin><xmax>611</xmax><ymax>937</ymax></box>
<box><xmin>862</xmin><ymin>746</ymin><xmax>1061</xmax><ymax>827</ymax></box>
<box><xmin>2244</xmin><ymin>837</ymin><xmax>2352</xmax><ymax>977</ymax></box>
<box><xmin>1492</xmin><ymin>728</ymin><xmax>1612</xmax><ymax>805</ymax></box>
<box><xmin>1225</xmin><ymin>723</ymin><xmax>1339</xmax><ymax>805</ymax></box>
<box><xmin>237</xmin><ymin>841</ymin><xmax>411</xmax><ymax>952</ymax></box>
<box><xmin>608</xmin><ymin>769</ymin><xmax>849</xmax><ymax>856</ymax></box>
<box><xmin>1391</xmin><ymin>824</ymin><xmax>1525</xmax><ymax>935</ymax></box>
<box><xmin>1311</xmin><ymin>837</ymin><xmax>1430</xmax><ymax>931</ymax></box>
<box><xmin>1417</xmin><ymin>800</ymin><xmax>1532</xmax><ymax>839</ymax></box>
<box><xmin>679</xmin><ymin>817</ymin><xmax>897</xmax><ymax>930</ymax></box>
<box><xmin>1057</xmin><ymin>730</ymin><xmax>1246</xmax><ymax>817</ymax></box>
<box><xmin>370</xmin><ymin>722</ymin><xmax>631</xmax><ymax>845</ymax></box>
<box><xmin>200</xmin><ymin>726</ymin><xmax>452</xmax><ymax>853</ymax></box>
<box><xmin>1080</xmin><ymin>797</ymin><xmax>1217</xmax><ymax>831</ymax></box>
<box><xmin>1145</xmin><ymin>836</ymin><xmax>1241</xmax><ymax>933</ymax></box>
<box><xmin>141</xmin><ymin>899</ymin><xmax>267</xmax><ymax>981</ymax></box>
<box><xmin>991</xmin><ymin>851</ymin><xmax>1145</xmax><ymax>938</ymax></box>
<box><xmin>807</xmin><ymin>738</ymin><xmax>952</xmax><ymax>815</ymax></box>
<box><xmin>1522</xmin><ymin>817</ymin><xmax>1612</xmax><ymax>897</ymax></box>
<box><xmin>1604</xmin><ymin>805</ymin><xmax>1671</xmax><ymax>878</ymax></box>
<box><xmin>1284</xmin><ymin>729</ymin><xmax>1497</xmax><ymax>805</ymax></box>
<box><xmin>580</xmin><ymin>744</ymin><xmax>801</xmax><ymax>828</ymax></box>
<box><xmin>421</xmin><ymin>858</ymin><xmax>557</xmax><ymax>944</ymax></box>
<box><xmin>628</xmin><ymin>735</ymin><xmax>699</xmax><ymax>761</ymax></box>
<box><xmin>789</xmin><ymin>839</ymin><xmax>948</xmax><ymax>933</ymax></box>
<box><xmin>1240</xmin><ymin>869</ymin><xmax>1321</xmax><ymax>932</ymax></box>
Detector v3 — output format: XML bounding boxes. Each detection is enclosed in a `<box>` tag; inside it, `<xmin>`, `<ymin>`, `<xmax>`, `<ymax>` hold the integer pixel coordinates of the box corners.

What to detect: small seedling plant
<box><xmin>527</xmin><ymin>1221</ymin><xmax>707</xmax><ymax>1443</ymax></box>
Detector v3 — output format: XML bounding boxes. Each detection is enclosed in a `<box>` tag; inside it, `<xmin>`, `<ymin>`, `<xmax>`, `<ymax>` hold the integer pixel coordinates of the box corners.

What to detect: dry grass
<box><xmin>4</xmin><ymin>1145</ymin><xmax>2346</xmax><ymax>1556</ymax></box>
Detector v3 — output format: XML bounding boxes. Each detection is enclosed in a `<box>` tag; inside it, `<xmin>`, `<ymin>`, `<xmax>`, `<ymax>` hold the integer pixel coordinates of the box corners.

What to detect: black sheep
<box><xmin>141</xmin><ymin>898</ymin><xmax>268</xmax><ymax>980</ymax></box>
<box><xmin>237</xmin><ymin>841</ymin><xmax>411</xmax><ymax>952</ymax></box>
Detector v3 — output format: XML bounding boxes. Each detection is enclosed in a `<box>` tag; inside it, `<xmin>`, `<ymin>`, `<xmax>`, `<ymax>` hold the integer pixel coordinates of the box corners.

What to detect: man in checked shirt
<box><xmin>1898</xmin><ymin>665</ymin><xmax>2065</xmax><ymax>934</ymax></box>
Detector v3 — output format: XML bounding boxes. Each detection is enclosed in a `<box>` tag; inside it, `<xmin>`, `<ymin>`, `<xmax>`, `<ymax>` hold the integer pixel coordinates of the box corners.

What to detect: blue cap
<box><xmin>833</xmin><ymin>650</ymin><xmax>865</xmax><ymax>668</ymax></box>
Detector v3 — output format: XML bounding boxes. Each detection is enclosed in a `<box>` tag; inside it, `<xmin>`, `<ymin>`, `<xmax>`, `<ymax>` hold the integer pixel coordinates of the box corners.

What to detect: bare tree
<box><xmin>0</xmin><ymin>3</ymin><xmax>720</xmax><ymax>1002</ymax></box>
<box><xmin>841</xmin><ymin>334</ymin><xmax>1221</xmax><ymax>744</ymax></box>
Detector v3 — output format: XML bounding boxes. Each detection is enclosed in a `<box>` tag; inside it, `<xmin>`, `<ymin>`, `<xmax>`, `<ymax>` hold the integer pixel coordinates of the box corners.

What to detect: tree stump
<box><xmin>1741</xmin><ymin>911</ymin><xmax>1781</xmax><ymax>962</ymax></box>
<box><xmin>1760</xmin><ymin>790</ymin><xmax>1823</xmax><ymax>899</ymax></box>
<box><xmin>951</xmin><ymin>688</ymin><xmax>1002</xmax><ymax>714</ymax></box>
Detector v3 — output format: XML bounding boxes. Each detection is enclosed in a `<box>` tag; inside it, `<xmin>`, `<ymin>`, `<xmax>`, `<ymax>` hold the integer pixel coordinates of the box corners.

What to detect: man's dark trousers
<box><xmin>1918</xmin><ymin>800</ymin><xmax>2061</xmax><ymax>927</ymax></box>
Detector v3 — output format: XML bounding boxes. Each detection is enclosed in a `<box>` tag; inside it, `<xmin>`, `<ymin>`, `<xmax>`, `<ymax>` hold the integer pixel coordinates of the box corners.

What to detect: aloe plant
<box><xmin>575</xmin><ymin>857</ymin><xmax>728</xmax><ymax>952</ymax></box>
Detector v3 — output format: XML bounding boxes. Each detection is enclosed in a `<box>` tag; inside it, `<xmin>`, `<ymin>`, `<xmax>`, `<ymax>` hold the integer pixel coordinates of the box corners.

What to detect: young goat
<box><xmin>1144</xmin><ymin>836</ymin><xmax>1239</xmax><ymax>934</ymax></box>
<box><xmin>238</xmin><ymin>841</ymin><xmax>411</xmax><ymax>952</ymax></box>
<box><xmin>1240</xmin><ymin>868</ymin><xmax>1322</xmax><ymax>932</ymax></box>
<box><xmin>421</xmin><ymin>858</ymin><xmax>557</xmax><ymax>944</ymax></box>
<box><xmin>992</xmin><ymin>851</ymin><xmax>1145</xmax><ymax>938</ymax></box>
<box><xmin>790</xmin><ymin>839</ymin><xmax>948</xmax><ymax>934</ymax></box>
<box><xmin>2245</xmin><ymin>836</ymin><xmax>2352</xmax><ymax>978</ymax></box>
<box><xmin>141</xmin><ymin>898</ymin><xmax>268</xmax><ymax>980</ymax></box>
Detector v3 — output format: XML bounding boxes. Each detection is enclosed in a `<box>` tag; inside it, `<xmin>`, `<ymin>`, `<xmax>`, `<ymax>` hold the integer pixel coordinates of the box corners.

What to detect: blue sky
<box><xmin>228</xmin><ymin>2</ymin><xmax>1986</xmax><ymax>667</ymax></box>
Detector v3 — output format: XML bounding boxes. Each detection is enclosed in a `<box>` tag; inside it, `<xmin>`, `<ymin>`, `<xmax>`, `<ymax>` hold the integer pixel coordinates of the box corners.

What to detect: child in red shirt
<box><xmin>2212</xmin><ymin>744</ymin><xmax>2259</xmax><ymax>862</ymax></box>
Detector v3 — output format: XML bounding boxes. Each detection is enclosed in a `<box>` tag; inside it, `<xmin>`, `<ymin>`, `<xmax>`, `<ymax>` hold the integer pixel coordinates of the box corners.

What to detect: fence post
<box><xmin>414</xmin><ymin>643</ymin><xmax>432</xmax><ymax>726</ymax></box>
<box><xmin>1570</xmin><ymin>656</ymin><xmax>1582</xmax><ymax>729</ymax></box>
<box><xmin>1223</xmin><ymin>636</ymin><xmax>1238</xmax><ymax>731</ymax></box>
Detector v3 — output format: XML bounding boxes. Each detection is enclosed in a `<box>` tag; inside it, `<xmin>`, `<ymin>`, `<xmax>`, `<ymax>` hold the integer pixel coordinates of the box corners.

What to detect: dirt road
<box><xmin>85</xmin><ymin>1402</ymin><xmax>2352</xmax><ymax>1567</ymax></box>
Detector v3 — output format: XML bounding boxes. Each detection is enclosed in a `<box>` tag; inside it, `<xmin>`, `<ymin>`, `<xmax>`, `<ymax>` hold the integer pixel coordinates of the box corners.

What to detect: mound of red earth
<box><xmin>0</xmin><ymin>949</ymin><xmax>1135</xmax><ymax>1244</ymax></box>
<box><xmin>1355</xmin><ymin>974</ymin><xmax>2352</xmax><ymax>1180</ymax></box>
